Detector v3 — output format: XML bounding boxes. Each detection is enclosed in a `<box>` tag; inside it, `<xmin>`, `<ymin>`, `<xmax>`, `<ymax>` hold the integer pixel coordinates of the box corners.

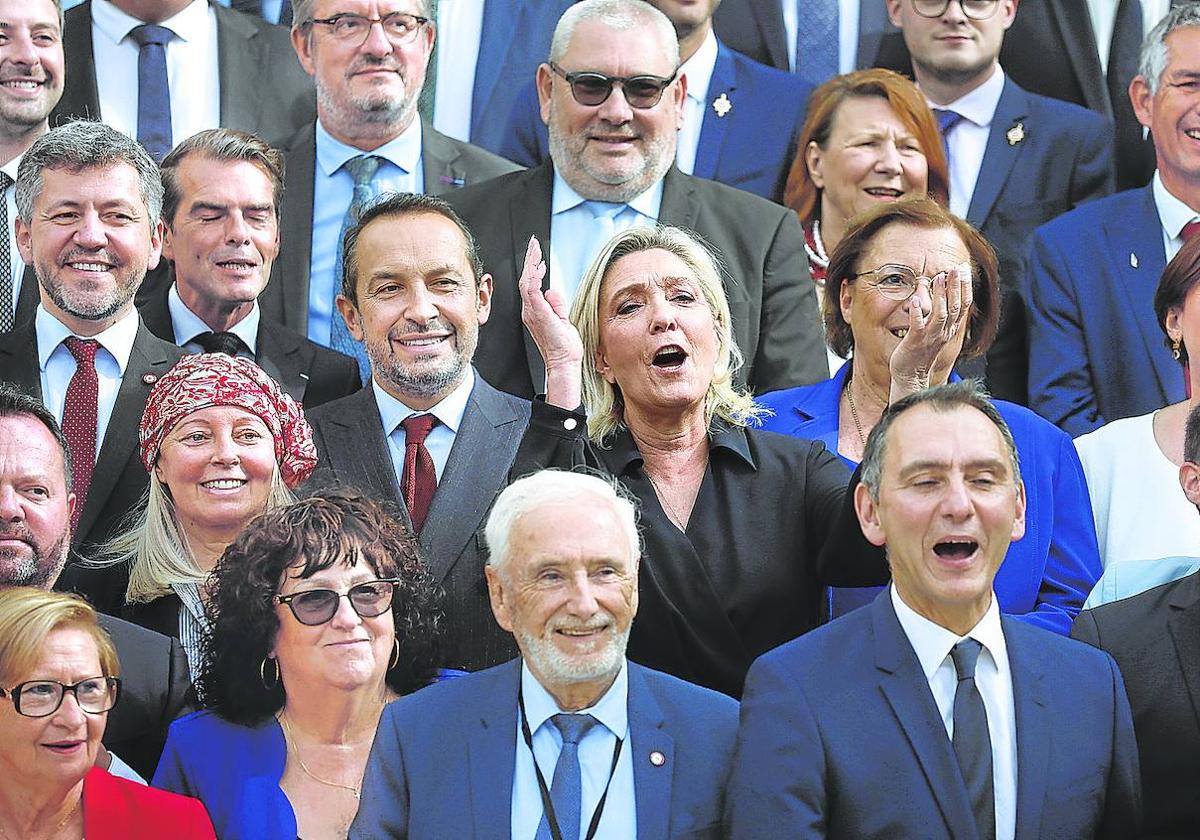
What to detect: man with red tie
<box><xmin>305</xmin><ymin>191</ymin><xmax>530</xmax><ymax>673</ymax></box>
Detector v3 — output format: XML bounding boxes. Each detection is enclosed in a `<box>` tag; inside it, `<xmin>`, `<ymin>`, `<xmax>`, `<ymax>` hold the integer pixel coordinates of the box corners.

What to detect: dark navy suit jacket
<box><xmin>1023</xmin><ymin>185</ymin><xmax>1182</xmax><ymax>437</ymax></box>
<box><xmin>496</xmin><ymin>40</ymin><xmax>813</xmax><ymax>203</ymax></box>
<box><xmin>349</xmin><ymin>658</ymin><xmax>739</xmax><ymax>839</ymax></box>
<box><xmin>725</xmin><ymin>590</ymin><xmax>1142</xmax><ymax>838</ymax></box>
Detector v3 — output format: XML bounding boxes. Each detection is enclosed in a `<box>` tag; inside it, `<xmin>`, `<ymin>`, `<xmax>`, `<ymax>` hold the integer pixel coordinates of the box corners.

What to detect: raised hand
<box><xmin>888</xmin><ymin>262</ymin><xmax>974</xmax><ymax>402</ymax></box>
<box><xmin>518</xmin><ymin>236</ymin><xmax>584</xmax><ymax>408</ymax></box>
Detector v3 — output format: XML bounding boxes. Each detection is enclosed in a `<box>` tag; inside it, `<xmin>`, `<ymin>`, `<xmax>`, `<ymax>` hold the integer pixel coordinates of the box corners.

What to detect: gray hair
<box><xmin>859</xmin><ymin>380</ymin><xmax>1021</xmax><ymax>501</ymax></box>
<box><xmin>549</xmin><ymin>0</ymin><xmax>680</xmax><ymax>67</ymax></box>
<box><xmin>485</xmin><ymin>469</ymin><xmax>641</xmax><ymax>575</ymax></box>
<box><xmin>15</xmin><ymin>121</ymin><xmax>163</xmax><ymax>224</ymax></box>
<box><xmin>1138</xmin><ymin>2</ymin><xmax>1200</xmax><ymax>95</ymax></box>
<box><xmin>159</xmin><ymin>128</ymin><xmax>285</xmax><ymax>227</ymax></box>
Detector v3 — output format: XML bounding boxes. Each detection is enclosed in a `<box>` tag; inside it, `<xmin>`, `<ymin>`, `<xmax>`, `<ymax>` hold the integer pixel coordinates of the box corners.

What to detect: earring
<box><xmin>1174</xmin><ymin>337</ymin><xmax>1183</xmax><ymax>361</ymax></box>
<box><xmin>260</xmin><ymin>656</ymin><xmax>279</xmax><ymax>690</ymax></box>
<box><xmin>390</xmin><ymin>639</ymin><xmax>400</xmax><ymax>670</ymax></box>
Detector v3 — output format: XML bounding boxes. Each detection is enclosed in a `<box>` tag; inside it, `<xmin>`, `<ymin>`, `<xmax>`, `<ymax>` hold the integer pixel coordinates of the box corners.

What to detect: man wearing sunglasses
<box><xmin>449</xmin><ymin>0</ymin><xmax>827</xmax><ymax>400</ymax></box>
<box><xmin>351</xmin><ymin>469</ymin><xmax>739</xmax><ymax>840</ymax></box>
<box><xmin>0</xmin><ymin>383</ymin><xmax>193</xmax><ymax>782</ymax></box>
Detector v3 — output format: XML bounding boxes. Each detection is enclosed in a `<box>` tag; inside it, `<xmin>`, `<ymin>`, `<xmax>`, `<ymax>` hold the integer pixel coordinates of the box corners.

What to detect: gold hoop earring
<box><xmin>389</xmin><ymin>639</ymin><xmax>400</xmax><ymax>670</ymax></box>
<box><xmin>1173</xmin><ymin>337</ymin><xmax>1183</xmax><ymax>361</ymax></box>
<box><xmin>260</xmin><ymin>656</ymin><xmax>279</xmax><ymax>690</ymax></box>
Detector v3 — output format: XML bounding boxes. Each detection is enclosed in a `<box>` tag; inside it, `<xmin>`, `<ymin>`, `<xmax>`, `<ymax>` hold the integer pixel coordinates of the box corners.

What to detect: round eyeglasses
<box><xmin>853</xmin><ymin>264</ymin><xmax>962</xmax><ymax>301</ymax></box>
<box><xmin>273</xmin><ymin>579</ymin><xmax>401</xmax><ymax>626</ymax></box>
<box><xmin>911</xmin><ymin>0</ymin><xmax>1000</xmax><ymax>19</ymax></box>
<box><xmin>548</xmin><ymin>62</ymin><xmax>677</xmax><ymax>109</ymax></box>
<box><xmin>307</xmin><ymin>12</ymin><xmax>429</xmax><ymax>46</ymax></box>
<box><xmin>0</xmin><ymin>676</ymin><xmax>121</xmax><ymax>718</ymax></box>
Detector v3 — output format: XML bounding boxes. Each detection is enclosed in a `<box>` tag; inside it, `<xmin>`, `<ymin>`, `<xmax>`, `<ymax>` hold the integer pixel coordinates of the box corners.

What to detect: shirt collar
<box><xmin>605</xmin><ymin>421</ymin><xmax>756</xmax><ymax>475</ymax></box>
<box><xmin>1153</xmin><ymin>171</ymin><xmax>1200</xmax><ymax>239</ymax></box>
<box><xmin>315</xmin><ymin>117</ymin><xmax>423</xmax><ymax>179</ymax></box>
<box><xmin>93</xmin><ymin>0</ymin><xmax>210</xmax><ymax>45</ymax></box>
<box><xmin>167</xmin><ymin>283</ymin><xmax>260</xmax><ymax>354</ymax></box>
<box><xmin>550</xmin><ymin>168</ymin><xmax>665</xmax><ymax>220</ymax></box>
<box><xmin>372</xmin><ymin>366</ymin><xmax>475</xmax><ymax>436</ymax></box>
<box><xmin>891</xmin><ymin>583</ymin><xmax>1007</xmax><ymax>682</ymax></box>
<box><xmin>520</xmin><ymin>658</ymin><xmax>629</xmax><ymax>741</ymax></box>
<box><xmin>681</xmin><ymin>29</ymin><xmax>719</xmax><ymax>105</ymax></box>
<box><xmin>926</xmin><ymin>67</ymin><xmax>1006</xmax><ymax>129</ymax></box>
<box><xmin>35</xmin><ymin>305</ymin><xmax>140</xmax><ymax>375</ymax></box>
<box><xmin>1</xmin><ymin>148</ymin><xmax>25</xmax><ymax>181</ymax></box>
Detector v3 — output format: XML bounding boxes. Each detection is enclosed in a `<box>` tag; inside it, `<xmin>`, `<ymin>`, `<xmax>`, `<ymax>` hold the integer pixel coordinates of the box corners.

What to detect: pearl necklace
<box><xmin>804</xmin><ymin>219</ymin><xmax>830</xmax><ymax>273</ymax></box>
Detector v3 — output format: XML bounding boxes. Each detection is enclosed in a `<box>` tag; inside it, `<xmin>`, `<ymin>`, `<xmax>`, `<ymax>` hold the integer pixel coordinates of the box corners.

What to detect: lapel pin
<box><xmin>142</xmin><ymin>373</ymin><xmax>158</xmax><ymax>385</ymax></box>
<box><xmin>712</xmin><ymin>93</ymin><xmax>732</xmax><ymax>118</ymax></box>
<box><xmin>439</xmin><ymin>175</ymin><xmax>465</xmax><ymax>187</ymax></box>
<box><xmin>1006</xmin><ymin>121</ymin><xmax>1025</xmax><ymax>147</ymax></box>
<box><xmin>649</xmin><ymin>750</ymin><xmax>666</xmax><ymax>767</ymax></box>
<box><xmin>1130</xmin><ymin>252</ymin><xmax>1139</xmax><ymax>269</ymax></box>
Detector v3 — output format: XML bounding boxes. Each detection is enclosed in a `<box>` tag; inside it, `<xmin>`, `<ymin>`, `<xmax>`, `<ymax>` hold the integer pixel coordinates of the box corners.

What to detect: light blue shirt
<box><xmin>512</xmin><ymin>661</ymin><xmax>636</xmax><ymax>840</ymax></box>
<box><xmin>35</xmin><ymin>306</ymin><xmax>139</xmax><ymax>461</ymax></box>
<box><xmin>372</xmin><ymin>367</ymin><xmax>474</xmax><ymax>489</ymax></box>
<box><xmin>308</xmin><ymin>119</ymin><xmax>424</xmax><ymax>346</ymax></box>
<box><xmin>212</xmin><ymin>0</ymin><xmax>288</xmax><ymax>24</ymax></box>
<box><xmin>548</xmin><ymin>173</ymin><xmax>663</xmax><ymax>308</ymax></box>
<box><xmin>167</xmin><ymin>284</ymin><xmax>259</xmax><ymax>359</ymax></box>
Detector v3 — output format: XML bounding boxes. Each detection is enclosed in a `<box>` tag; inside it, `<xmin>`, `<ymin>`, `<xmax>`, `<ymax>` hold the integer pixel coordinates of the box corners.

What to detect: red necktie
<box><xmin>62</xmin><ymin>337</ymin><xmax>99</xmax><ymax>532</ymax></box>
<box><xmin>400</xmin><ymin>414</ymin><xmax>438</xmax><ymax>534</ymax></box>
<box><xmin>1182</xmin><ymin>220</ymin><xmax>1200</xmax><ymax>242</ymax></box>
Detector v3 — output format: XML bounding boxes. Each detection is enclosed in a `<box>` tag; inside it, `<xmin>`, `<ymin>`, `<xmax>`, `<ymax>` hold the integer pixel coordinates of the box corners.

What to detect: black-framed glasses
<box><xmin>854</xmin><ymin>264</ymin><xmax>962</xmax><ymax>300</ymax></box>
<box><xmin>911</xmin><ymin>0</ymin><xmax>1001</xmax><ymax>19</ymax></box>
<box><xmin>0</xmin><ymin>676</ymin><xmax>120</xmax><ymax>718</ymax></box>
<box><xmin>307</xmin><ymin>12</ymin><xmax>429</xmax><ymax>45</ymax></box>
<box><xmin>548</xmin><ymin>62</ymin><xmax>677</xmax><ymax>109</ymax></box>
<box><xmin>273</xmin><ymin>579</ymin><xmax>401</xmax><ymax>626</ymax></box>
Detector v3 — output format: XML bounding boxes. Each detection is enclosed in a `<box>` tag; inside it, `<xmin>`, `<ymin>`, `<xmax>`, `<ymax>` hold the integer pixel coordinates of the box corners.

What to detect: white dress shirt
<box><xmin>892</xmin><ymin>585</ymin><xmax>1018</xmax><ymax>840</ymax></box>
<box><xmin>548</xmin><ymin>173</ymin><xmax>663</xmax><ymax>308</ymax></box>
<box><xmin>35</xmin><ymin>305</ymin><xmax>140</xmax><ymax>460</ymax></box>
<box><xmin>927</xmin><ymin>67</ymin><xmax>1006</xmax><ymax>218</ymax></box>
<box><xmin>1153</xmin><ymin>172</ymin><xmax>1200</xmax><ymax>262</ymax></box>
<box><xmin>372</xmin><ymin>367</ymin><xmax>474</xmax><ymax>489</ymax></box>
<box><xmin>677</xmin><ymin>30</ymin><xmax>719</xmax><ymax>177</ymax></box>
<box><xmin>512</xmin><ymin>661</ymin><xmax>637</xmax><ymax>840</ymax></box>
<box><xmin>782</xmin><ymin>0</ymin><xmax>861</xmax><ymax>74</ymax></box>
<box><xmin>166</xmin><ymin>284</ymin><xmax>260</xmax><ymax>359</ymax></box>
<box><xmin>308</xmin><ymin>118</ymin><xmax>424</xmax><ymax>345</ymax></box>
<box><xmin>432</xmin><ymin>0</ymin><xmax>485</xmax><ymax>143</ymax></box>
<box><xmin>1</xmin><ymin>153</ymin><xmax>27</xmax><ymax>324</ymax></box>
<box><xmin>90</xmin><ymin>0</ymin><xmax>221</xmax><ymax>149</ymax></box>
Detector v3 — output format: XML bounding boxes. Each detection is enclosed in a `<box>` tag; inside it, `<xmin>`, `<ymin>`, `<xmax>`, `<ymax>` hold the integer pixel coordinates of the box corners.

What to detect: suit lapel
<box><xmin>213</xmin><ymin>4</ymin><xmax>262</xmax><ymax>132</ymax></box>
<box><xmin>856</xmin><ymin>0</ymin><xmax>892</xmax><ymax>70</ymax></box>
<box><xmin>0</xmin><ymin>321</ymin><xmax>43</xmax><ymax>397</ymax></box>
<box><xmin>471</xmin><ymin>0</ymin><xmax>518</xmax><ymax>133</ymax></box>
<box><xmin>422</xmin><ymin>122</ymin><xmax>466</xmax><ymax>196</ymax></box>
<box><xmin>658</xmin><ymin>168</ymin><xmax>699</xmax><ymax>231</ymax></box>
<box><xmin>871</xmin><ymin>594</ymin><xmax>977</xmax><ymax>838</ymax></box>
<box><xmin>515</xmin><ymin>166</ymin><xmax>555</xmax><ymax>389</ymax></box>
<box><xmin>1167</xmin><ymin>574</ymin><xmax>1200</xmax><ymax>731</ymax></box>
<box><xmin>693</xmin><ymin>44</ymin><xmax>737</xmax><ymax>182</ymax></box>
<box><xmin>966</xmin><ymin>79</ymin><xmax>1028</xmax><ymax>228</ymax></box>
<box><xmin>628</xmin><ymin>664</ymin><xmax>674</xmax><ymax>839</ymax></box>
<box><xmin>55</xmin><ymin>2</ymin><xmax>101</xmax><ymax>123</ymax></box>
<box><xmin>469</xmin><ymin>661</ymin><xmax>520</xmax><ymax>839</ymax></box>
<box><xmin>268</xmin><ymin>123</ymin><xmax>318</xmax><ymax>331</ymax></box>
<box><xmin>12</xmin><ymin>266</ymin><xmax>38</xmax><ymax>329</ymax></box>
<box><xmin>255</xmin><ymin>320</ymin><xmax>308</xmax><ymax>404</ymax></box>
<box><xmin>1047</xmin><ymin>0</ymin><xmax>1110</xmax><ymax>115</ymax></box>
<box><xmin>321</xmin><ymin>388</ymin><xmax>403</xmax><ymax>504</ymax></box>
<box><xmin>750</xmin><ymin>0</ymin><xmax>788</xmax><ymax>70</ymax></box>
<box><xmin>1008</xmin><ymin>619</ymin><xmax>1052</xmax><ymax>839</ymax></box>
<box><xmin>137</xmin><ymin>282</ymin><xmax>176</xmax><ymax>343</ymax></box>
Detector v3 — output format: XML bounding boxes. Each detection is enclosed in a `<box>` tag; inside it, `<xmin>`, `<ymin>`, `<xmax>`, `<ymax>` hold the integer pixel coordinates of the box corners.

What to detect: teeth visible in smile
<box><xmin>3</xmin><ymin>80</ymin><xmax>39</xmax><ymax>89</ymax></box>
<box><xmin>69</xmin><ymin>262</ymin><xmax>109</xmax><ymax>272</ymax></box>
<box><xmin>398</xmin><ymin>337</ymin><xmax>446</xmax><ymax>346</ymax></box>
<box><xmin>218</xmin><ymin>260</ymin><xmax>254</xmax><ymax>268</ymax></box>
<box><xmin>202</xmin><ymin>479</ymin><xmax>244</xmax><ymax>489</ymax></box>
<box><xmin>1188</xmin><ymin>129</ymin><xmax>1200</xmax><ymax>140</ymax></box>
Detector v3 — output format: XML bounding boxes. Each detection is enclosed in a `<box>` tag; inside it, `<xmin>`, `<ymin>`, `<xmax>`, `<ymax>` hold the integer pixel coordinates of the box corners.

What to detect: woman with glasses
<box><xmin>757</xmin><ymin>197</ymin><xmax>1101</xmax><ymax>634</ymax></box>
<box><xmin>153</xmin><ymin>489</ymin><xmax>441</xmax><ymax>840</ymax></box>
<box><xmin>0</xmin><ymin>588</ymin><xmax>215</xmax><ymax>839</ymax></box>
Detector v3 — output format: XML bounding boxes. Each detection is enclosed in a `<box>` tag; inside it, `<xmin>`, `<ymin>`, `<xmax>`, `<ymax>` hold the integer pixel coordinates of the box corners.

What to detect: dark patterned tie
<box><xmin>128</xmin><ymin>24</ymin><xmax>176</xmax><ymax>162</ymax></box>
<box><xmin>62</xmin><ymin>337</ymin><xmax>100</xmax><ymax>532</ymax></box>
<box><xmin>192</xmin><ymin>331</ymin><xmax>247</xmax><ymax>357</ymax></box>
<box><xmin>331</xmin><ymin>154</ymin><xmax>381</xmax><ymax>380</ymax></box>
<box><xmin>400</xmin><ymin>414</ymin><xmax>438</xmax><ymax>533</ymax></box>
<box><xmin>535</xmin><ymin>714</ymin><xmax>598</xmax><ymax>840</ymax></box>
<box><xmin>0</xmin><ymin>172</ymin><xmax>12</xmax><ymax>332</ymax></box>
<box><xmin>794</xmin><ymin>0</ymin><xmax>839</xmax><ymax>87</ymax></box>
<box><xmin>951</xmin><ymin>639</ymin><xmax>995</xmax><ymax>840</ymax></box>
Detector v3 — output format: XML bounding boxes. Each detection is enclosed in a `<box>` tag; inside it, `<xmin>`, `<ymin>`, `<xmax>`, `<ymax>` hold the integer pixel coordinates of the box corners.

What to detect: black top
<box><xmin>513</xmin><ymin>401</ymin><xmax>886</xmax><ymax>698</ymax></box>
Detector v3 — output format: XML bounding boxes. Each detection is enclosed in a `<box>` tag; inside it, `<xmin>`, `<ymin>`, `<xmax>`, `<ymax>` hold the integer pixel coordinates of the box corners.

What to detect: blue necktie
<box><xmin>795</xmin><ymin>0</ymin><xmax>840</xmax><ymax>87</ymax></box>
<box><xmin>934</xmin><ymin>108</ymin><xmax>965</xmax><ymax>172</ymax></box>
<box><xmin>535</xmin><ymin>714</ymin><xmax>597</xmax><ymax>840</ymax></box>
<box><xmin>128</xmin><ymin>24</ymin><xmax>176</xmax><ymax>163</ymax></box>
<box><xmin>331</xmin><ymin>155</ymin><xmax>382</xmax><ymax>382</ymax></box>
<box><xmin>951</xmin><ymin>639</ymin><xmax>995</xmax><ymax>840</ymax></box>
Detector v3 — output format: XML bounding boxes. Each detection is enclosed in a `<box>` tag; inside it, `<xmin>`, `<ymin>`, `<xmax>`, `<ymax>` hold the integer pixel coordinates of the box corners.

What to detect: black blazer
<box><xmin>53</xmin><ymin>0</ymin><xmax>315</xmax><ymax>146</ymax></box>
<box><xmin>446</xmin><ymin>162</ymin><xmax>828</xmax><ymax>400</ymax></box>
<box><xmin>137</xmin><ymin>279</ymin><xmax>361</xmax><ymax>409</ymax></box>
<box><xmin>1073</xmin><ymin>569</ymin><xmax>1200</xmax><ymax>837</ymax></box>
<box><xmin>306</xmin><ymin>374</ymin><xmax>530</xmax><ymax>671</ymax></box>
<box><xmin>2</xmin><ymin>265</ymin><xmax>37</xmax><ymax>332</ymax></box>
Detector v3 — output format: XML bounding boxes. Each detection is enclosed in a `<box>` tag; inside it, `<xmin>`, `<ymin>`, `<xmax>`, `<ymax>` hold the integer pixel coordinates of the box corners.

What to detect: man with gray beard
<box><xmin>306</xmin><ymin>192</ymin><xmax>530</xmax><ymax>672</ymax></box>
<box><xmin>351</xmin><ymin>469</ymin><xmax>738</xmax><ymax>840</ymax></box>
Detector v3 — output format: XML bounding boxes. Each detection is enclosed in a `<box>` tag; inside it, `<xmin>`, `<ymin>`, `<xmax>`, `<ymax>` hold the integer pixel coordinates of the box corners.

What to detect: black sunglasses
<box><xmin>273</xmin><ymin>579</ymin><xmax>401</xmax><ymax>626</ymax></box>
<box><xmin>549</xmin><ymin>62</ymin><xmax>677</xmax><ymax>109</ymax></box>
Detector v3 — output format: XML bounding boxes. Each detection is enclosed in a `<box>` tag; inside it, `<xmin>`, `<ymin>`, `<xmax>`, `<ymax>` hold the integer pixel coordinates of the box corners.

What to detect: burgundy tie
<box><xmin>400</xmin><ymin>414</ymin><xmax>438</xmax><ymax>534</ymax></box>
<box><xmin>1182</xmin><ymin>220</ymin><xmax>1200</xmax><ymax>242</ymax></box>
<box><xmin>62</xmin><ymin>337</ymin><xmax>99</xmax><ymax>532</ymax></box>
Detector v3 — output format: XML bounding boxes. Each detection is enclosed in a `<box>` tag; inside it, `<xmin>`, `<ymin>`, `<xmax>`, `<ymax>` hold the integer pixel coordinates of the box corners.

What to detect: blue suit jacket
<box><xmin>1023</xmin><ymin>185</ymin><xmax>1182</xmax><ymax>436</ymax></box>
<box><xmin>725</xmin><ymin>590</ymin><xmax>1142</xmax><ymax>838</ymax></box>
<box><xmin>349</xmin><ymin>659</ymin><xmax>739</xmax><ymax>839</ymax></box>
<box><xmin>496</xmin><ymin>40</ymin><xmax>813</xmax><ymax>203</ymax></box>
<box><xmin>756</xmin><ymin>363</ymin><xmax>1102</xmax><ymax>636</ymax></box>
<box><xmin>468</xmin><ymin>0</ymin><xmax>574</xmax><ymax>156</ymax></box>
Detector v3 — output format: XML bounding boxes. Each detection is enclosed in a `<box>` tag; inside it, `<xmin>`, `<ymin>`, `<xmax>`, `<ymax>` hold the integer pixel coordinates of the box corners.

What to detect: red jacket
<box><xmin>83</xmin><ymin>767</ymin><xmax>215</xmax><ymax>840</ymax></box>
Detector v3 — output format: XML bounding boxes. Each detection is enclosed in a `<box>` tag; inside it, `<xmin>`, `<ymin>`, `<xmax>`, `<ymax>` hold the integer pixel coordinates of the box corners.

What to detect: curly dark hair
<box><xmin>197</xmin><ymin>488</ymin><xmax>441</xmax><ymax>726</ymax></box>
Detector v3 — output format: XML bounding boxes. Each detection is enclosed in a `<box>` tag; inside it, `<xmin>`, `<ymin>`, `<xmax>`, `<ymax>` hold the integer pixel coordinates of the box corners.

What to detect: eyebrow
<box><xmin>189</xmin><ymin>201</ymin><xmax>275</xmax><ymax>214</ymax></box>
<box><xmin>897</xmin><ymin>458</ymin><xmax>1010</xmax><ymax>478</ymax></box>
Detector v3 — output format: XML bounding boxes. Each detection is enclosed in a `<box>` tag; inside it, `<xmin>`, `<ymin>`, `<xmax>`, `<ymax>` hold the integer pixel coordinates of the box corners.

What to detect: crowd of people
<box><xmin>0</xmin><ymin>0</ymin><xmax>1196</xmax><ymax>837</ymax></box>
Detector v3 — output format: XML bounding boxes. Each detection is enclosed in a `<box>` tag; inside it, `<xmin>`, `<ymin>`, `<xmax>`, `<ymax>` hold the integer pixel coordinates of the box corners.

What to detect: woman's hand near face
<box><xmin>887</xmin><ymin>262</ymin><xmax>973</xmax><ymax>402</ymax></box>
<box><xmin>518</xmin><ymin>236</ymin><xmax>584</xmax><ymax>409</ymax></box>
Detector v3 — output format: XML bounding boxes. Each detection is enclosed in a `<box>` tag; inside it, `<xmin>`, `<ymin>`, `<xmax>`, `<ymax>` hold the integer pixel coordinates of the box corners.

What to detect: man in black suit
<box><xmin>307</xmin><ymin>193</ymin><xmax>529</xmax><ymax>671</ymax></box>
<box><xmin>52</xmin><ymin>0</ymin><xmax>314</xmax><ymax>148</ymax></box>
<box><xmin>258</xmin><ymin>0</ymin><xmax>519</xmax><ymax>349</ymax></box>
<box><xmin>138</xmin><ymin>128</ymin><xmax>360</xmax><ymax>408</ymax></box>
<box><xmin>0</xmin><ymin>121</ymin><xmax>184</xmax><ymax>583</ymax></box>
<box><xmin>448</xmin><ymin>0</ymin><xmax>826</xmax><ymax>399</ymax></box>
<box><xmin>0</xmin><ymin>384</ymin><xmax>191</xmax><ymax>782</ymax></box>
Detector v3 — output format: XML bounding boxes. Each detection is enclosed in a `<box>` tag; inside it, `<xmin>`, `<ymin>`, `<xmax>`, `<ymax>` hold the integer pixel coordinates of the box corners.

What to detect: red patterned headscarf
<box><xmin>139</xmin><ymin>354</ymin><xmax>317</xmax><ymax>489</ymax></box>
